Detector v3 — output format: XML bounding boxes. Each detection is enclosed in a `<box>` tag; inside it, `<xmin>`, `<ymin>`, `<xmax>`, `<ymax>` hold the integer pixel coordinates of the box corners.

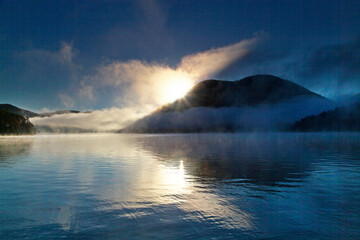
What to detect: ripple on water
<box><xmin>0</xmin><ymin>133</ymin><xmax>360</xmax><ymax>239</ymax></box>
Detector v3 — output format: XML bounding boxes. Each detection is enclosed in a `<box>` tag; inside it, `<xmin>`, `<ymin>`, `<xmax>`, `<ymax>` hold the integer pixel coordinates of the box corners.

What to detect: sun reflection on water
<box><xmin>0</xmin><ymin>134</ymin><xmax>255</xmax><ymax>233</ymax></box>
<box><xmin>2</xmin><ymin>134</ymin><xmax>360</xmax><ymax>238</ymax></box>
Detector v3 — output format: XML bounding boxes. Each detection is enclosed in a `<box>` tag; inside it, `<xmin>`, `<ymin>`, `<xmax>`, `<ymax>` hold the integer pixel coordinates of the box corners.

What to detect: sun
<box><xmin>162</xmin><ymin>76</ymin><xmax>194</xmax><ymax>103</ymax></box>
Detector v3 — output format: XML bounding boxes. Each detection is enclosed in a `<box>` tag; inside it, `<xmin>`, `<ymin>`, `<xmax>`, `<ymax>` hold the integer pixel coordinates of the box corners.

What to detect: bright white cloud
<box><xmin>91</xmin><ymin>60</ymin><xmax>195</xmax><ymax>105</ymax></box>
<box><xmin>178</xmin><ymin>37</ymin><xmax>260</xmax><ymax>79</ymax></box>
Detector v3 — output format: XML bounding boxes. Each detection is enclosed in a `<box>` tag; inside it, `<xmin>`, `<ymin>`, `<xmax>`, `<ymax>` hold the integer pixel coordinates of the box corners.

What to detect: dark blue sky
<box><xmin>1</xmin><ymin>0</ymin><xmax>359</xmax><ymax>111</ymax></box>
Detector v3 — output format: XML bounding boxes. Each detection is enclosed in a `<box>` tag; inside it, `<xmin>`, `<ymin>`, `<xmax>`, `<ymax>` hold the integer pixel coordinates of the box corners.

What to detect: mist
<box><xmin>123</xmin><ymin>96</ymin><xmax>336</xmax><ymax>133</ymax></box>
<box><xmin>30</xmin><ymin>106</ymin><xmax>152</xmax><ymax>133</ymax></box>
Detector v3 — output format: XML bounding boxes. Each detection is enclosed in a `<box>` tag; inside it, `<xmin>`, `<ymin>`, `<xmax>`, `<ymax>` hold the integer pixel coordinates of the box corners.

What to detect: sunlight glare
<box><xmin>161</xmin><ymin>73</ymin><xmax>194</xmax><ymax>103</ymax></box>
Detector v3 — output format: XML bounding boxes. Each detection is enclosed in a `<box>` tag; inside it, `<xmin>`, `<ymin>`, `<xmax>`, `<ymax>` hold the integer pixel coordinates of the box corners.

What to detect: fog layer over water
<box><xmin>0</xmin><ymin>133</ymin><xmax>360</xmax><ymax>239</ymax></box>
<box><xmin>126</xmin><ymin>96</ymin><xmax>335</xmax><ymax>132</ymax></box>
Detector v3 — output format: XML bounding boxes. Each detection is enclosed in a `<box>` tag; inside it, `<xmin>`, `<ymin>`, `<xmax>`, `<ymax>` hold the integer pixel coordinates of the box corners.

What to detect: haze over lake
<box><xmin>1</xmin><ymin>1</ymin><xmax>360</xmax><ymax>239</ymax></box>
<box><xmin>1</xmin><ymin>133</ymin><xmax>360</xmax><ymax>239</ymax></box>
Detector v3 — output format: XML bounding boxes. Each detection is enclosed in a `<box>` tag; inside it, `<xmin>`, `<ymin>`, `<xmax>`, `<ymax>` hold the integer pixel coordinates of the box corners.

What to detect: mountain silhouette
<box><xmin>122</xmin><ymin>75</ymin><xmax>335</xmax><ymax>133</ymax></box>
<box><xmin>158</xmin><ymin>74</ymin><xmax>324</xmax><ymax>113</ymax></box>
<box><xmin>0</xmin><ymin>104</ymin><xmax>38</xmax><ymax>118</ymax></box>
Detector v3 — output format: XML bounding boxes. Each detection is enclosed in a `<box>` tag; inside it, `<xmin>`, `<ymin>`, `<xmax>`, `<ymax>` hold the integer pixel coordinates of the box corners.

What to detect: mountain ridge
<box><xmin>121</xmin><ymin>75</ymin><xmax>335</xmax><ymax>133</ymax></box>
<box><xmin>0</xmin><ymin>104</ymin><xmax>38</xmax><ymax>118</ymax></box>
<box><xmin>156</xmin><ymin>74</ymin><xmax>324</xmax><ymax>114</ymax></box>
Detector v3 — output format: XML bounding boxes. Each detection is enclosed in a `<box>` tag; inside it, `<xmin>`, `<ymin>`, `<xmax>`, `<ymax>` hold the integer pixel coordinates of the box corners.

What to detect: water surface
<box><xmin>1</xmin><ymin>133</ymin><xmax>360</xmax><ymax>239</ymax></box>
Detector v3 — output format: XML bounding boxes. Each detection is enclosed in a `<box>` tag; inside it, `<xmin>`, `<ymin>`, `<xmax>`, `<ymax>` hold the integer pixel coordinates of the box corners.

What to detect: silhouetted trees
<box><xmin>292</xmin><ymin>103</ymin><xmax>360</xmax><ymax>131</ymax></box>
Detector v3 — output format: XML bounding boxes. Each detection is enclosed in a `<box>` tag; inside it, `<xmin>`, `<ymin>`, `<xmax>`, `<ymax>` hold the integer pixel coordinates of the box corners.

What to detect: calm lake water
<box><xmin>0</xmin><ymin>133</ymin><xmax>360</xmax><ymax>239</ymax></box>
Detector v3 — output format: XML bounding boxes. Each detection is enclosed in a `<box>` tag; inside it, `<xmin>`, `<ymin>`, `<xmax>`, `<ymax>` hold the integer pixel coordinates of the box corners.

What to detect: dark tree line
<box><xmin>292</xmin><ymin>103</ymin><xmax>360</xmax><ymax>131</ymax></box>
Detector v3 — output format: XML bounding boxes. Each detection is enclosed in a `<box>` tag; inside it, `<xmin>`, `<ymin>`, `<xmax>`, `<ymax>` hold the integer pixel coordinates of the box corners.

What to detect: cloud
<box><xmin>178</xmin><ymin>36</ymin><xmax>261</xmax><ymax>79</ymax></box>
<box><xmin>78</xmin><ymin>82</ymin><xmax>95</xmax><ymax>101</ymax></box>
<box><xmin>36</xmin><ymin>35</ymin><xmax>266</xmax><ymax>132</ymax></box>
<box><xmin>39</xmin><ymin>107</ymin><xmax>52</xmax><ymax>113</ymax></box>
<box><xmin>88</xmin><ymin>60</ymin><xmax>194</xmax><ymax>106</ymax></box>
<box><xmin>59</xmin><ymin>94</ymin><xmax>75</xmax><ymax>108</ymax></box>
<box><xmin>13</xmin><ymin>41</ymin><xmax>81</xmax><ymax>107</ymax></box>
<box><xmin>80</xmin><ymin>35</ymin><xmax>265</xmax><ymax>108</ymax></box>
<box><xmin>280</xmin><ymin>37</ymin><xmax>360</xmax><ymax>96</ymax></box>
<box><xmin>58</xmin><ymin>42</ymin><xmax>78</xmax><ymax>78</ymax></box>
<box><xmin>31</xmin><ymin>106</ymin><xmax>153</xmax><ymax>132</ymax></box>
<box><xmin>295</xmin><ymin>38</ymin><xmax>360</xmax><ymax>79</ymax></box>
<box><xmin>19</xmin><ymin>42</ymin><xmax>78</xmax><ymax>77</ymax></box>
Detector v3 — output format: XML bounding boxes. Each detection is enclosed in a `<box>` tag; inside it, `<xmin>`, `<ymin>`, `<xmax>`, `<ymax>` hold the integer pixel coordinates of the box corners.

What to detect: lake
<box><xmin>0</xmin><ymin>133</ymin><xmax>360</xmax><ymax>239</ymax></box>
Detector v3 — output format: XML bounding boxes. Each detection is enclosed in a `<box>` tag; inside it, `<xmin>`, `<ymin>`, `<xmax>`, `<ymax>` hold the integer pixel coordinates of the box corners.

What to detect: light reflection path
<box><xmin>1</xmin><ymin>134</ymin><xmax>253</xmax><ymax>231</ymax></box>
<box><xmin>3</xmin><ymin>133</ymin><xmax>359</xmax><ymax>238</ymax></box>
<box><xmin>96</xmin><ymin>141</ymin><xmax>254</xmax><ymax>230</ymax></box>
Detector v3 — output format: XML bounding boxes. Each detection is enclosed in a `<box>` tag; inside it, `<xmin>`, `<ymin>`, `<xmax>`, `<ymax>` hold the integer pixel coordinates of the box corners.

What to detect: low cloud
<box><xmin>124</xmin><ymin>96</ymin><xmax>335</xmax><ymax>132</ymax></box>
<box><xmin>31</xmin><ymin>106</ymin><xmax>153</xmax><ymax>132</ymax></box>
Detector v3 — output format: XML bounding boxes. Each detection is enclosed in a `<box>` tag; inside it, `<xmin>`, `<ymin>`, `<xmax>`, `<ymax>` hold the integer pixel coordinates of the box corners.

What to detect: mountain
<box><xmin>121</xmin><ymin>75</ymin><xmax>335</xmax><ymax>133</ymax></box>
<box><xmin>0</xmin><ymin>104</ymin><xmax>38</xmax><ymax>118</ymax></box>
<box><xmin>292</xmin><ymin>102</ymin><xmax>360</xmax><ymax>131</ymax></box>
<box><xmin>0</xmin><ymin>110</ymin><xmax>35</xmax><ymax>135</ymax></box>
<box><xmin>158</xmin><ymin>74</ymin><xmax>324</xmax><ymax>113</ymax></box>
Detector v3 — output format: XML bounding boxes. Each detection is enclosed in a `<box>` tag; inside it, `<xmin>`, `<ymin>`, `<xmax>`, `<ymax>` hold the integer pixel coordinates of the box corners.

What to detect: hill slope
<box><xmin>0</xmin><ymin>104</ymin><xmax>39</xmax><ymax>118</ymax></box>
<box><xmin>0</xmin><ymin>110</ymin><xmax>35</xmax><ymax>135</ymax></box>
<box><xmin>122</xmin><ymin>75</ymin><xmax>335</xmax><ymax>133</ymax></box>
